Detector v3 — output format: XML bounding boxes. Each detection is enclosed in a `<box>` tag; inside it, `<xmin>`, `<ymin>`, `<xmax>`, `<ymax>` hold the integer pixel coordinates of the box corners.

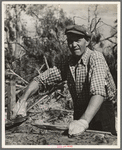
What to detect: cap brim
<box><xmin>66</xmin><ymin>30</ymin><xmax>85</xmax><ymax>36</ymax></box>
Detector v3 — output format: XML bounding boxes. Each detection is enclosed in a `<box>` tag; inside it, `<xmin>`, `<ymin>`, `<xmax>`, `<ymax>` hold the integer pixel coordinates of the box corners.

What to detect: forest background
<box><xmin>4</xmin><ymin>3</ymin><xmax>118</xmax><ymax>119</ymax></box>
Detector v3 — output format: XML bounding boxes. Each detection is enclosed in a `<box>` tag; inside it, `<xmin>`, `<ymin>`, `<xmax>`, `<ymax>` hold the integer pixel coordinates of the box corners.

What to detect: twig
<box><xmin>16</xmin><ymin>89</ymin><xmax>25</xmax><ymax>94</ymax></box>
<box><xmin>73</xmin><ymin>16</ymin><xmax>87</xmax><ymax>24</ymax></box>
<box><xmin>4</xmin><ymin>42</ymin><xmax>27</xmax><ymax>52</ymax></box>
<box><xmin>86</xmin><ymin>130</ymin><xmax>112</xmax><ymax>135</ymax></box>
<box><xmin>90</xmin><ymin>18</ymin><xmax>95</xmax><ymax>31</ymax></box>
<box><xmin>16</xmin><ymin>84</ymin><xmax>27</xmax><ymax>89</ymax></box>
<box><xmin>43</xmin><ymin>55</ymin><xmax>49</xmax><ymax>69</ymax></box>
<box><xmin>31</xmin><ymin>11</ymin><xmax>44</xmax><ymax>21</ymax></box>
<box><xmin>55</xmin><ymin>95</ymin><xmax>61</xmax><ymax>101</ymax></box>
<box><xmin>100</xmin><ymin>21</ymin><xmax>117</xmax><ymax>29</ymax></box>
<box><xmin>26</xmin><ymin>64</ymin><xmax>41</xmax><ymax>75</ymax></box>
<box><xmin>47</xmin><ymin>117</ymin><xmax>58</xmax><ymax>122</ymax></box>
<box><xmin>16</xmin><ymin>43</ymin><xmax>27</xmax><ymax>51</ymax></box>
<box><xmin>38</xmin><ymin>64</ymin><xmax>45</xmax><ymax>73</ymax></box>
<box><xmin>50</xmin><ymin>108</ymin><xmax>73</xmax><ymax>113</ymax></box>
<box><xmin>91</xmin><ymin>18</ymin><xmax>101</xmax><ymax>33</ymax></box>
<box><xmin>8</xmin><ymin>69</ymin><xmax>29</xmax><ymax>84</ymax></box>
<box><xmin>26</xmin><ymin>63</ymin><xmax>45</xmax><ymax>75</ymax></box>
<box><xmin>27</xmin><ymin>95</ymin><xmax>49</xmax><ymax>112</ymax></box>
<box><xmin>57</xmin><ymin>91</ymin><xmax>67</xmax><ymax>98</ymax></box>
<box><xmin>100</xmin><ymin>32</ymin><xmax>117</xmax><ymax>43</ymax></box>
<box><xmin>107</xmin><ymin>39</ymin><xmax>117</xmax><ymax>44</ymax></box>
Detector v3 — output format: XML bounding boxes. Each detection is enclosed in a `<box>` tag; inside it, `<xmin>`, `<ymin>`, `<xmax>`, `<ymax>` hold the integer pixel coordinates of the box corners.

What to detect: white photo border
<box><xmin>2</xmin><ymin>1</ymin><xmax>121</xmax><ymax>149</ymax></box>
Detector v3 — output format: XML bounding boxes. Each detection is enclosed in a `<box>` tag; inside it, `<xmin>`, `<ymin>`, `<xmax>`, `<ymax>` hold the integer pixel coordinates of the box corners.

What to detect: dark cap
<box><xmin>65</xmin><ymin>24</ymin><xmax>91</xmax><ymax>39</ymax></box>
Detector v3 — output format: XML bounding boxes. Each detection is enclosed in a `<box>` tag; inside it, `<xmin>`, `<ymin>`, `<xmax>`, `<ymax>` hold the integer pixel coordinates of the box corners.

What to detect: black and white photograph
<box><xmin>2</xmin><ymin>1</ymin><xmax>120</xmax><ymax>148</ymax></box>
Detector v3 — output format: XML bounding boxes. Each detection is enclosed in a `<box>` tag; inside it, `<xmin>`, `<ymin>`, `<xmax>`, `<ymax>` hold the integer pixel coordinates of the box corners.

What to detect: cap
<box><xmin>65</xmin><ymin>24</ymin><xmax>91</xmax><ymax>39</ymax></box>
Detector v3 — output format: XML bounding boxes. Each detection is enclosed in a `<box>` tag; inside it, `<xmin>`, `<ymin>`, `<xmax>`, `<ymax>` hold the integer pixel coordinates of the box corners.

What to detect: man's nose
<box><xmin>72</xmin><ymin>41</ymin><xmax>77</xmax><ymax>47</ymax></box>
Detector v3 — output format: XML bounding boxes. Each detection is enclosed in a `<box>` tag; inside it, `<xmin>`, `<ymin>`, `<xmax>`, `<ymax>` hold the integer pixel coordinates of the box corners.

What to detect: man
<box><xmin>12</xmin><ymin>24</ymin><xmax>117</xmax><ymax>136</ymax></box>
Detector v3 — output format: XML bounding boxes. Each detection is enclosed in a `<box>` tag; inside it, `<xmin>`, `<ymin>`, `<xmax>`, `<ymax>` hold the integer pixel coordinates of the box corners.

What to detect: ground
<box><xmin>5</xmin><ymin>109</ymin><xmax>117</xmax><ymax>146</ymax></box>
<box><xmin>5</xmin><ymin>83</ymin><xmax>117</xmax><ymax>146</ymax></box>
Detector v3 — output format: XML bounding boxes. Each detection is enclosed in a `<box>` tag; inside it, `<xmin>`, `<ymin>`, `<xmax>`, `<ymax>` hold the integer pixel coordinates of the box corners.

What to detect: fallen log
<box><xmin>32</xmin><ymin>123</ymin><xmax>113</xmax><ymax>136</ymax></box>
<box><xmin>32</xmin><ymin>122</ymin><xmax>68</xmax><ymax>131</ymax></box>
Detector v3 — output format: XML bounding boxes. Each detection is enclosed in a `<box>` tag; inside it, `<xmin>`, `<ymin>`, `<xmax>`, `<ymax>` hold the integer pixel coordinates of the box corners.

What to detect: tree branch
<box><xmin>4</xmin><ymin>42</ymin><xmax>27</xmax><ymax>52</ymax></box>
<box><xmin>107</xmin><ymin>39</ymin><xmax>117</xmax><ymax>44</ymax></box>
<box><xmin>16</xmin><ymin>42</ymin><xmax>28</xmax><ymax>51</ymax></box>
<box><xmin>43</xmin><ymin>55</ymin><xmax>49</xmax><ymax>69</ymax></box>
<box><xmin>6</xmin><ymin>69</ymin><xmax>29</xmax><ymax>84</ymax></box>
<box><xmin>31</xmin><ymin>11</ymin><xmax>44</xmax><ymax>22</ymax></box>
<box><xmin>38</xmin><ymin>64</ymin><xmax>45</xmax><ymax>73</ymax></box>
<box><xmin>100</xmin><ymin>32</ymin><xmax>117</xmax><ymax>43</ymax></box>
<box><xmin>91</xmin><ymin>18</ymin><xmax>101</xmax><ymax>33</ymax></box>
<box><xmin>99</xmin><ymin>21</ymin><xmax>117</xmax><ymax>30</ymax></box>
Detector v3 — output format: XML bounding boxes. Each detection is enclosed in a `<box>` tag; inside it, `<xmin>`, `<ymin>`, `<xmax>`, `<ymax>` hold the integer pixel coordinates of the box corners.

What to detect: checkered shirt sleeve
<box><xmin>33</xmin><ymin>66</ymin><xmax>62</xmax><ymax>89</ymax></box>
<box><xmin>89</xmin><ymin>52</ymin><xmax>107</xmax><ymax>97</ymax></box>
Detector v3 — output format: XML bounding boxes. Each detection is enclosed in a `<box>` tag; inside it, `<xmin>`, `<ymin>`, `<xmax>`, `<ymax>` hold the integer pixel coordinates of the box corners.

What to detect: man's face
<box><xmin>67</xmin><ymin>34</ymin><xmax>87</xmax><ymax>57</ymax></box>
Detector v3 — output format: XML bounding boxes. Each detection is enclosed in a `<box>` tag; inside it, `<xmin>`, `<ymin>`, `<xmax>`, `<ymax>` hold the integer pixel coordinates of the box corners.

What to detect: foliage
<box><xmin>103</xmin><ymin>20</ymin><xmax>117</xmax><ymax>86</ymax></box>
<box><xmin>5</xmin><ymin>5</ymin><xmax>117</xmax><ymax>131</ymax></box>
<box><xmin>4</xmin><ymin>4</ymin><xmax>117</xmax><ymax>86</ymax></box>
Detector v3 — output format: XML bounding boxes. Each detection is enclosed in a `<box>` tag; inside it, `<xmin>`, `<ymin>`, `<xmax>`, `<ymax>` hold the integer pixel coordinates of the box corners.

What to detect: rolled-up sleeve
<box><xmin>89</xmin><ymin>52</ymin><xmax>107</xmax><ymax>97</ymax></box>
<box><xmin>33</xmin><ymin>66</ymin><xmax>62</xmax><ymax>89</ymax></box>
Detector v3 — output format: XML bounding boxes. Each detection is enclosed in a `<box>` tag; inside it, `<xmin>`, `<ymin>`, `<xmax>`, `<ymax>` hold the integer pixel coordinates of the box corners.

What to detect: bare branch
<box><xmin>44</xmin><ymin>55</ymin><xmax>49</xmax><ymax>69</ymax></box>
<box><xmin>99</xmin><ymin>21</ymin><xmax>117</xmax><ymax>30</ymax></box>
<box><xmin>4</xmin><ymin>42</ymin><xmax>27</xmax><ymax>52</ymax></box>
<box><xmin>27</xmin><ymin>95</ymin><xmax>49</xmax><ymax>112</ymax></box>
<box><xmin>107</xmin><ymin>39</ymin><xmax>117</xmax><ymax>44</ymax></box>
<box><xmin>100</xmin><ymin>32</ymin><xmax>117</xmax><ymax>43</ymax></box>
<box><xmin>27</xmin><ymin>64</ymin><xmax>41</xmax><ymax>75</ymax></box>
<box><xmin>16</xmin><ymin>84</ymin><xmax>27</xmax><ymax>89</ymax></box>
<box><xmin>94</xmin><ymin>5</ymin><xmax>98</xmax><ymax>14</ymax></box>
<box><xmin>16</xmin><ymin>43</ymin><xmax>27</xmax><ymax>51</ymax></box>
<box><xmin>112</xmin><ymin>44</ymin><xmax>117</xmax><ymax>49</ymax></box>
<box><xmin>27</xmin><ymin>64</ymin><xmax>45</xmax><ymax>75</ymax></box>
<box><xmin>31</xmin><ymin>11</ymin><xmax>39</xmax><ymax>20</ymax></box>
<box><xmin>73</xmin><ymin>16</ymin><xmax>87</xmax><ymax>24</ymax></box>
<box><xmin>57</xmin><ymin>91</ymin><xmax>66</xmax><ymax>98</ymax></box>
<box><xmin>31</xmin><ymin>10</ymin><xmax>44</xmax><ymax>22</ymax></box>
<box><xmin>73</xmin><ymin>16</ymin><xmax>87</xmax><ymax>20</ymax></box>
<box><xmin>38</xmin><ymin>64</ymin><xmax>45</xmax><ymax>73</ymax></box>
<box><xmin>91</xmin><ymin>18</ymin><xmax>101</xmax><ymax>33</ymax></box>
<box><xmin>90</xmin><ymin>17</ymin><xmax>95</xmax><ymax>31</ymax></box>
<box><xmin>6</xmin><ymin>69</ymin><xmax>29</xmax><ymax>84</ymax></box>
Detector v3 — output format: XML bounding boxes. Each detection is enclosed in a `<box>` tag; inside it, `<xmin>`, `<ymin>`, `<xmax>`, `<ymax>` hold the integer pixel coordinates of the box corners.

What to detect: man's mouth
<box><xmin>73</xmin><ymin>49</ymin><xmax>80</xmax><ymax>51</ymax></box>
<box><xmin>72</xmin><ymin>47</ymin><xmax>79</xmax><ymax>50</ymax></box>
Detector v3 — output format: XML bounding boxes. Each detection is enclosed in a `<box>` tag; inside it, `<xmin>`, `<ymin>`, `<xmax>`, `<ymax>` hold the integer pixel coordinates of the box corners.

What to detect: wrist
<box><xmin>78</xmin><ymin>119</ymin><xmax>89</xmax><ymax>129</ymax></box>
<box><xmin>80</xmin><ymin>113</ymin><xmax>91</xmax><ymax>124</ymax></box>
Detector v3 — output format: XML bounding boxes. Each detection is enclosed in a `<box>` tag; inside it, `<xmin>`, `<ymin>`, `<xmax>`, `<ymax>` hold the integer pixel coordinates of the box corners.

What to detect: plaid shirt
<box><xmin>34</xmin><ymin>48</ymin><xmax>116</xmax><ymax>110</ymax></box>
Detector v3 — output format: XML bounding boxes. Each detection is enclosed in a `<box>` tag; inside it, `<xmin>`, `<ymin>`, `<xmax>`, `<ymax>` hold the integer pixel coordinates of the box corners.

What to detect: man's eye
<box><xmin>75</xmin><ymin>39</ymin><xmax>80</xmax><ymax>43</ymax></box>
<box><xmin>78</xmin><ymin>39</ymin><xmax>81</xmax><ymax>42</ymax></box>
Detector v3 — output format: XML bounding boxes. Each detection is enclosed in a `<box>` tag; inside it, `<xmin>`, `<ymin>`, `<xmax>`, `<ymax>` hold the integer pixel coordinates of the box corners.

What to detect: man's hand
<box><xmin>68</xmin><ymin>119</ymin><xmax>89</xmax><ymax>136</ymax></box>
<box><xmin>11</xmin><ymin>80</ymin><xmax>39</xmax><ymax>120</ymax></box>
<box><xmin>11</xmin><ymin>99</ymin><xmax>27</xmax><ymax>119</ymax></box>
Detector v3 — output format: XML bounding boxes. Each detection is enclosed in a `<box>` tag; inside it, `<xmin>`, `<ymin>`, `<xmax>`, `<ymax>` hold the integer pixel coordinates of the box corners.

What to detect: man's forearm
<box><xmin>80</xmin><ymin>95</ymin><xmax>104</xmax><ymax>123</ymax></box>
<box><xmin>20</xmin><ymin>80</ymin><xmax>40</xmax><ymax>101</ymax></box>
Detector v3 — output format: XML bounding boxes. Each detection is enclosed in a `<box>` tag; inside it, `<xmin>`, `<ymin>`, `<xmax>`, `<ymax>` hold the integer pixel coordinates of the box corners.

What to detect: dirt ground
<box><xmin>5</xmin><ymin>131</ymin><xmax>117</xmax><ymax>145</ymax></box>
<box><xmin>5</xmin><ymin>84</ymin><xmax>117</xmax><ymax>146</ymax></box>
<box><xmin>5</xmin><ymin>109</ymin><xmax>117</xmax><ymax>146</ymax></box>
